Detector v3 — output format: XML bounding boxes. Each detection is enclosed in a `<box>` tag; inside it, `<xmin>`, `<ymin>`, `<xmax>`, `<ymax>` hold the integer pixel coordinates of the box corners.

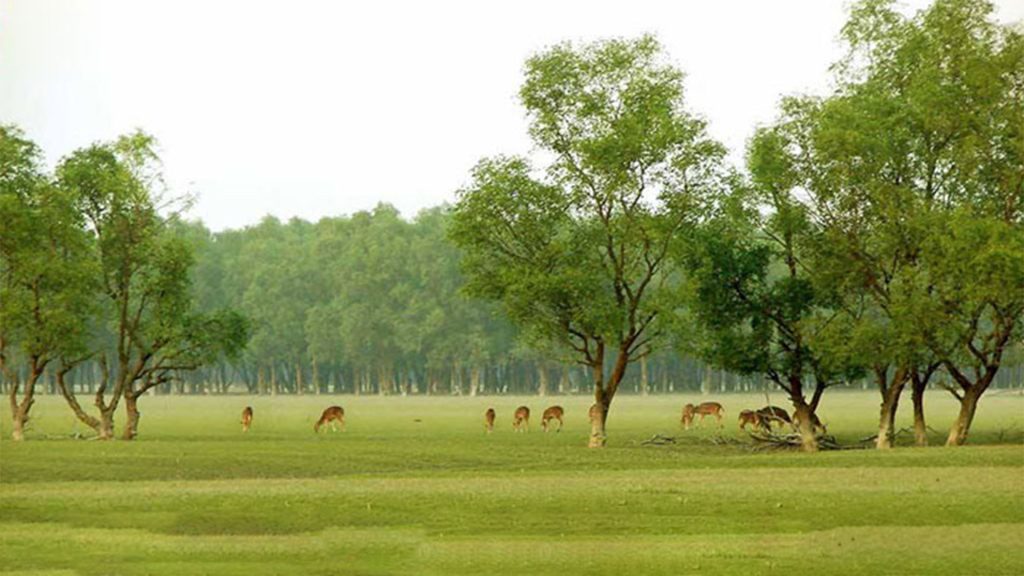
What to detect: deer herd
<box><xmin>239</xmin><ymin>399</ymin><xmax>821</xmax><ymax>436</ymax></box>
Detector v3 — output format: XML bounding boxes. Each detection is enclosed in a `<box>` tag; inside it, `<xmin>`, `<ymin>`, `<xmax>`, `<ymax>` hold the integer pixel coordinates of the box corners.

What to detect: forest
<box><xmin>2</xmin><ymin>0</ymin><xmax>1022</xmax><ymax>450</ymax></box>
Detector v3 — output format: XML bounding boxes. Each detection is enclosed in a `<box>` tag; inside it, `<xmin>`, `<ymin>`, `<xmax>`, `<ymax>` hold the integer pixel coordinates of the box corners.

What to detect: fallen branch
<box><xmin>641</xmin><ymin>434</ymin><xmax>677</xmax><ymax>446</ymax></box>
<box><xmin>747</xmin><ymin>430</ymin><xmax>848</xmax><ymax>451</ymax></box>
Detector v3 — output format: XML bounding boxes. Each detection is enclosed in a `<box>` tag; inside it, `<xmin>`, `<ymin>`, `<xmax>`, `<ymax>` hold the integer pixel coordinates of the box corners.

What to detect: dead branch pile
<box><xmin>746</xmin><ymin>430</ymin><xmax>848</xmax><ymax>451</ymax></box>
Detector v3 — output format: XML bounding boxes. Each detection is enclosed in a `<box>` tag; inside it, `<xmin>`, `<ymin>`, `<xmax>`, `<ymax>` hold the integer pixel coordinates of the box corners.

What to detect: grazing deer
<box><xmin>756</xmin><ymin>405</ymin><xmax>792</xmax><ymax>429</ymax></box>
<box><xmin>241</xmin><ymin>406</ymin><xmax>253</xmax><ymax>432</ymax></box>
<box><xmin>484</xmin><ymin>408</ymin><xmax>496</xmax><ymax>433</ymax></box>
<box><xmin>512</xmin><ymin>406</ymin><xmax>530</xmax><ymax>432</ymax></box>
<box><xmin>681</xmin><ymin>402</ymin><xmax>724</xmax><ymax>429</ymax></box>
<box><xmin>738</xmin><ymin>409</ymin><xmax>760</xmax><ymax>430</ymax></box>
<box><xmin>314</xmin><ymin>405</ymin><xmax>345</xmax><ymax>433</ymax></box>
<box><xmin>541</xmin><ymin>406</ymin><xmax>564</xmax><ymax>432</ymax></box>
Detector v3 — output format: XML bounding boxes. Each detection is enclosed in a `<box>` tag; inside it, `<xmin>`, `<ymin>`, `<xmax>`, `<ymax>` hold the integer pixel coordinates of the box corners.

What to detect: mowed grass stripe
<box><xmin>1</xmin><ymin>394</ymin><xmax>1023</xmax><ymax>575</ymax></box>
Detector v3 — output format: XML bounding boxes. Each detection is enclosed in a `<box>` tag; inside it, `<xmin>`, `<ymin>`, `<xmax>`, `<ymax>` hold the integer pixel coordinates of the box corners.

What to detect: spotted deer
<box><xmin>512</xmin><ymin>406</ymin><xmax>530</xmax><ymax>432</ymax></box>
<box><xmin>314</xmin><ymin>405</ymin><xmax>345</xmax><ymax>433</ymax></box>
<box><xmin>681</xmin><ymin>401</ymin><xmax>724</xmax><ymax>429</ymax></box>
<box><xmin>241</xmin><ymin>406</ymin><xmax>253</xmax><ymax>432</ymax></box>
<box><xmin>541</xmin><ymin>406</ymin><xmax>564</xmax><ymax>432</ymax></box>
<box><xmin>485</xmin><ymin>408</ymin><xmax>496</xmax><ymax>433</ymax></box>
<box><xmin>738</xmin><ymin>409</ymin><xmax>760</xmax><ymax>431</ymax></box>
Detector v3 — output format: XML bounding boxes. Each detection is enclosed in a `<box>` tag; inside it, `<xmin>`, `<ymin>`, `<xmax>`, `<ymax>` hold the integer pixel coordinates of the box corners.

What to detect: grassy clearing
<box><xmin>1</xmin><ymin>392</ymin><xmax>1022</xmax><ymax>575</ymax></box>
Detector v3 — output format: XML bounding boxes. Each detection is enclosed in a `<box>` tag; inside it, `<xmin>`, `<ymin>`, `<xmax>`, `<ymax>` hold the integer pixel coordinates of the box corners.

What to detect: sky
<box><xmin>2</xmin><ymin>0</ymin><xmax>1022</xmax><ymax>231</ymax></box>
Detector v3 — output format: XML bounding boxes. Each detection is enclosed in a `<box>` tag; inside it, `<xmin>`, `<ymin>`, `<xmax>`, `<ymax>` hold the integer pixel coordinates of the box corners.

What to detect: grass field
<box><xmin>1</xmin><ymin>391</ymin><xmax>1023</xmax><ymax>575</ymax></box>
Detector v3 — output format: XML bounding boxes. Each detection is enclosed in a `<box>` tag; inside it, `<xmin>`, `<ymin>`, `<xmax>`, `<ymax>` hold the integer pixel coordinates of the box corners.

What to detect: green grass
<box><xmin>1</xmin><ymin>391</ymin><xmax>1023</xmax><ymax>575</ymax></box>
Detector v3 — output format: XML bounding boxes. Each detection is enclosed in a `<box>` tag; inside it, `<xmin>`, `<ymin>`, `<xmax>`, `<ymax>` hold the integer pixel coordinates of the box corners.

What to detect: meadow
<box><xmin>1</xmin><ymin>391</ymin><xmax>1023</xmax><ymax>576</ymax></box>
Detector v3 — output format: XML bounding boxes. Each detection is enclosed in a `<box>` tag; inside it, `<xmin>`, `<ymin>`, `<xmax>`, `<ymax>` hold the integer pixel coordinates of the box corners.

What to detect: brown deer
<box><xmin>541</xmin><ymin>406</ymin><xmax>564</xmax><ymax>432</ymax></box>
<box><xmin>738</xmin><ymin>409</ymin><xmax>760</xmax><ymax>430</ymax></box>
<box><xmin>681</xmin><ymin>401</ymin><xmax>724</xmax><ymax>429</ymax></box>
<box><xmin>241</xmin><ymin>406</ymin><xmax>253</xmax><ymax>432</ymax></box>
<box><xmin>314</xmin><ymin>405</ymin><xmax>345</xmax><ymax>433</ymax></box>
<box><xmin>484</xmin><ymin>408</ymin><xmax>496</xmax><ymax>433</ymax></box>
<box><xmin>512</xmin><ymin>406</ymin><xmax>530</xmax><ymax>432</ymax></box>
<box><xmin>756</xmin><ymin>405</ymin><xmax>792</xmax><ymax>430</ymax></box>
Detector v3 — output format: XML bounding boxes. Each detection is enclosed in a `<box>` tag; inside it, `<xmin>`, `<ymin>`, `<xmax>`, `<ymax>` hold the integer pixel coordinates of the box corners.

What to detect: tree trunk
<box><xmin>57</xmin><ymin>370</ymin><xmax>101</xmax><ymax>431</ymax></box>
<box><xmin>296</xmin><ymin>361</ymin><xmax>303</xmax><ymax>396</ymax></box>
<box><xmin>640</xmin><ymin>355</ymin><xmax>649</xmax><ymax>396</ymax></box>
<box><xmin>912</xmin><ymin>373</ymin><xmax>928</xmax><ymax>446</ymax></box>
<box><xmin>8</xmin><ymin>365</ymin><xmax>42</xmax><ymax>441</ymax></box>
<box><xmin>98</xmin><ymin>409</ymin><xmax>115</xmax><ymax>440</ymax></box>
<box><xmin>537</xmin><ymin>364</ymin><xmax>548</xmax><ymax>396</ymax></box>
<box><xmin>876</xmin><ymin>371</ymin><xmax>907</xmax><ymax>450</ymax></box>
<box><xmin>589</xmin><ymin>389</ymin><xmax>608</xmax><ymax>448</ymax></box>
<box><xmin>792</xmin><ymin>404</ymin><xmax>819</xmax><ymax>453</ymax></box>
<box><xmin>946</xmin><ymin>388</ymin><xmax>981</xmax><ymax>446</ymax></box>
<box><xmin>122</xmin><ymin>394</ymin><xmax>140</xmax><ymax>440</ymax></box>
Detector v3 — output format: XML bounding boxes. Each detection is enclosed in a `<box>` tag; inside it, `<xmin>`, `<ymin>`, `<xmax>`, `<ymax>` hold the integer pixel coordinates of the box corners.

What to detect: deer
<box><xmin>756</xmin><ymin>405</ymin><xmax>792</xmax><ymax>430</ymax></box>
<box><xmin>512</xmin><ymin>406</ymin><xmax>530</xmax><ymax>432</ymax></box>
<box><xmin>738</xmin><ymin>409</ymin><xmax>760</xmax><ymax>431</ymax></box>
<box><xmin>484</xmin><ymin>408</ymin><xmax>496</xmax><ymax>433</ymax></box>
<box><xmin>241</xmin><ymin>406</ymin><xmax>253</xmax><ymax>432</ymax></box>
<box><xmin>314</xmin><ymin>405</ymin><xmax>345</xmax><ymax>433</ymax></box>
<box><xmin>681</xmin><ymin>401</ymin><xmax>724</xmax><ymax>429</ymax></box>
<box><xmin>541</xmin><ymin>406</ymin><xmax>564</xmax><ymax>432</ymax></box>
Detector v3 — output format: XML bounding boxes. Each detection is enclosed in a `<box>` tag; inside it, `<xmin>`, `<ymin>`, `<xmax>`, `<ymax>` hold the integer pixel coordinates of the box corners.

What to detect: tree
<box><xmin>54</xmin><ymin>131</ymin><xmax>249</xmax><ymax>439</ymax></box>
<box><xmin>451</xmin><ymin>36</ymin><xmax>726</xmax><ymax>446</ymax></box>
<box><xmin>0</xmin><ymin>125</ymin><xmax>96</xmax><ymax>440</ymax></box>
<box><xmin>681</xmin><ymin>139</ymin><xmax>863</xmax><ymax>452</ymax></box>
<box><xmin>753</xmin><ymin>0</ymin><xmax>1023</xmax><ymax>446</ymax></box>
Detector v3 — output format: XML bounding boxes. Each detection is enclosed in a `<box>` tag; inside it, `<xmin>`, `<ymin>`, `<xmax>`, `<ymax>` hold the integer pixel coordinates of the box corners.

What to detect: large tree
<box><xmin>54</xmin><ymin>131</ymin><xmax>249</xmax><ymax>439</ymax></box>
<box><xmin>0</xmin><ymin>125</ymin><xmax>96</xmax><ymax>440</ymax></box>
<box><xmin>752</xmin><ymin>0</ymin><xmax>1023</xmax><ymax>446</ymax></box>
<box><xmin>682</xmin><ymin>130</ymin><xmax>864</xmax><ymax>452</ymax></box>
<box><xmin>451</xmin><ymin>36</ymin><xmax>727</xmax><ymax>446</ymax></box>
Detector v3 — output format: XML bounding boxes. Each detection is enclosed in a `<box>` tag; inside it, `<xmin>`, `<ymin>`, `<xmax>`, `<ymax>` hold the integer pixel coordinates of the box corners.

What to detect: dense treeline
<box><xmin>162</xmin><ymin>207</ymin><xmax>790</xmax><ymax>398</ymax></box>
<box><xmin>2</xmin><ymin>0</ymin><xmax>1022</xmax><ymax>448</ymax></box>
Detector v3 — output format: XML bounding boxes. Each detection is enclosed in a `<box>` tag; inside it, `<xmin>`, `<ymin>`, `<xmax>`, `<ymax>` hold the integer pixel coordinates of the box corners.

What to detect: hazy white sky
<box><xmin>2</xmin><ymin>0</ymin><xmax>1022</xmax><ymax>231</ymax></box>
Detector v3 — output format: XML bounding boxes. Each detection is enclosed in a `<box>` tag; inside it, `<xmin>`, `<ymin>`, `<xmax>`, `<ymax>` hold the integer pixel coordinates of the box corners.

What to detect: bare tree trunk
<box><xmin>57</xmin><ymin>369</ymin><xmax>100</xmax><ymax>431</ymax></box>
<box><xmin>9</xmin><ymin>364</ymin><xmax>42</xmax><ymax>441</ymax></box>
<box><xmin>589</xmin><ymin>389</ymin><xmax>608</xmax><ymax>448</ymax></box>
<box><xmin>946</xmin><ymin>388</ymin><xmax>981</xmax><ymax>446</ymax></box>
<box><xmin>640</xmin><ymin>355</ymin><xmax>649</xmax><ymax>396</ymax></box>
<box><xmin>876</xmin><ymin>368</ymin><xmax>907</xmax><ymax>450</ymax></box>
<box><xmin>98</xmin><ymin>410</ymin><xmax>115</xmax><ymax>440</ymax></box>
<box><xmin>296</xmin><ymin>361</ymin><xmax>303</xmax><ymax>396</ymax></box>
<box><xmin>122</xmin><ymin>393</ymin><xmax>140</xmax><ymax>440</ymax></box>
<box><xmin>792</xmin><ymin>403</ymin><xmax>819</xmax><ymax>453</ymax></box>
<box><xmin>912</xmin><ymin>372</ymin><xmax>928</xmax><ymax>446</ymax></box>
<box><xmin>537</xmin><ymin>364</ymin><xmax>548</xmax><ymax>397</ymax></box>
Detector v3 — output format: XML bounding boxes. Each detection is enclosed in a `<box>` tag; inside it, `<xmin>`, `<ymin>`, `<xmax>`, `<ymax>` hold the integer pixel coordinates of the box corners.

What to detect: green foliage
<box><xmin>0</xmin><ymin>125</ymin><xmax>96</xmax><ymax>374</ymax></box>
<box><xmin>453</xmin><ymin>36</ymin><xmax>727</xmax><ymax>412</ymax></box>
